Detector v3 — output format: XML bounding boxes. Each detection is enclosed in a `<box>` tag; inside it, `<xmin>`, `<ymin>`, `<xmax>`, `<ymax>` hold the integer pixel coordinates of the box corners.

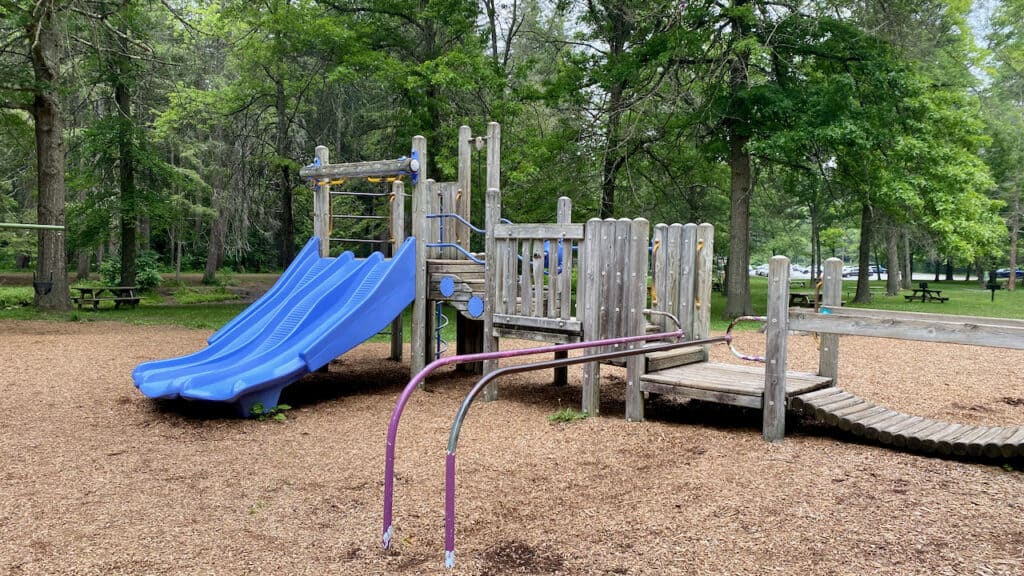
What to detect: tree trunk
<box><xmin>116</xmin><ymin>68</ymin><xmax>137</xmax><ymax>287</ymax></box>
<box><xmin>885</xmin><ymin>227</ymin><xmax>899</xmax><ymax>295</ymax></box>
<box><xmin>76</xmin><ymin>250</ymin><xmax>90</xmax><ymax>281</ymax></box>
<box><xmin>275</xmin><ymin>80</ymin><xmax>295</xmax><ymax>267</ymax></box>
<box><xmin>854</xmin><ymin>203</ymin><xmax>873</xmax><ymax>303</ymax></box>
<box><xmin>1009</xmin><ymin>191</ymin><xmax>1019</xmax><ymax>291</ymax></box>
<box><xmin>724</xmin><ymin>132</ymin><xmax>753</xmax><ymax>317</ymax></box>
<box><xmin>204</xmin><ymin>192</ymin><xmax>226</xmax><ymax>284</ymax></box>
<box><xmin>944</xmin><ymin>257</ymin><xmax>953</xmax><ymax>281</ymax></box>
<box><xmin>724</xmin><ymin>17</ymin><xmax>753</xmax><ymax>318</ymax></box>
<box><xmin>901</xmin><ymin>233</ymin><xmax>912</xmax><ymax>290</ymax></box>
<box><xmin>30</xmin><ymin>5</ymin><xmax>69</xmax><ymax>311</ymax></box>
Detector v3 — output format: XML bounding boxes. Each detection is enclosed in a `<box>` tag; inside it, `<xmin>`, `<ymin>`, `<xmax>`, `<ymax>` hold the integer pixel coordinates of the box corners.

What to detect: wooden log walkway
<box><xmin>792</xmin><ymin>387</ymin><xmax>1024</xmax><ymax>459</ymax></box>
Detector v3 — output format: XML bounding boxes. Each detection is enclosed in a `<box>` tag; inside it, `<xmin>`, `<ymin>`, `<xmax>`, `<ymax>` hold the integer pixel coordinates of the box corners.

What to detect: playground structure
<box><xmin>298</xmin><ymin>122</ymin><xmax>722</xmax><ymax>422</ymax></box>
<box><xmin>136</xmin><ymin>120</ymin><xmax>1023</xmax><ymax>455</ymax></box>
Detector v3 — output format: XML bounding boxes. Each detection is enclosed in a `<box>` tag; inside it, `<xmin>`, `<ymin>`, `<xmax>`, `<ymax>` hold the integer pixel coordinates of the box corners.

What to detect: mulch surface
<box><xmin>1</xmin><ymin>320</ymin><xmax>1022</xmax><ymax>575</ymax></box>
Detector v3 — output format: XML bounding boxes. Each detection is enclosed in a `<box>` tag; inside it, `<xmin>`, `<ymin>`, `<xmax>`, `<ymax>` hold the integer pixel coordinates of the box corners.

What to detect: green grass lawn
<box><xmin>707</xmin><ymin>277</ymin><xmax>1023</xmax><ymax>332</ymax></box>
<box><xmin>1</xmin><ymin>274</ymin><xmax>1021</xmax><ymax>335</ymax></box>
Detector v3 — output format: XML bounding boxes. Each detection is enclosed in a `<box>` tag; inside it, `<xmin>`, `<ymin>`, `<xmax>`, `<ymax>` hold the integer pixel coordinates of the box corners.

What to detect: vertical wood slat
<box><xmin>693</xmin><ymin>223</ymin><xmax>713</xmax><ymax>347</ymax></box>
<box><xmin>609</xmin><ymin>219</ymin><xmax>630</xmax><ymax>348</ymax></box>
<box><xmin>819</xmin><ymin>257</ymin><xmax>843</xmax><ymax>384</ymax></box>
<box><xmin>519</xmin><ymin>240</ymin><xmax>532</xmax><ymax>315</ymax></box>
<box><xmin>764</xmin><ymin>255</ymin><xmax>790</xmax><ymax>441</ymax></box>
<box><xmin>313</xmin><ymin>146</ymin><xmax>331</xmax><ymax>257</ymax></box>
<box><xmin>389</xmin><ymin>180</ymin><xmax>405</xmax><ymax>362</ymax></box>
<box><xmin>678</xmin><ymin>224</ymin><xmax>696</xmax><ymax>340</ymax></box>
<box><xmin>439</xmin><ymin>182</ymin><xmax>458</xmax><ymax>260</ymax></box>
<box><xmin>581</xmin><ymin>218</ymin><xmax>602</xmax><ymax>414</ymax></box>
<box><xmin>624</xmin><ymin>218</ymin><xmax>650</xmax><ymax>422</ymax></box>
<box><xmin>652</xmin><ymin>224</ymin><xmax>668</xmax><ymax>332</ymax></box>
<box><xmin>547</xmin><ymin>238</ymin><xmax>558</xmax><ymax>319</ymax></box>
<box><xmin>410</xmin><ymin>135</ymin><xmax>429</xmax><ymax>376</ymax></box>
<box><xmin>504</xmin><ymin>238</ymin><xmax>517</xmax><ymax>315</ymax></box>
<box><xmin>531</xmin><ymin>240</ymin><xmax>544</xmax><ymax>317</ymax></box>
<box><xmin>557</xmin><ymin>198</ymin><xmax>573</xmax><ymax>320</ymax></box>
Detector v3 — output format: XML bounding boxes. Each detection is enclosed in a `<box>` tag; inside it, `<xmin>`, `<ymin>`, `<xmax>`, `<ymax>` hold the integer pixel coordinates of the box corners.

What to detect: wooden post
<box><xmin>481</xmin><ymin>122</ymin><xmax>501</xmax><ymax>400</ymax></box>
<box><xmin>818</xmin><ymin>257</ymin><xmax>843</xmax><ymax>383</ymax></box>
<box><xmin>313</xmin><ymin>146</ymin><xmax>331</xmax><ymax>257</ymax></box>
<box><xmin>694</xmin><ymin>223</ymin><xmax>714</xmax><ymax>352</ymax></box>
<box><xmin>580</xmin><ymin>218</ymin><xmax>602</xmax><ymax>414</ymax></box>
<box><xmin>624</xmin><ymin>218</ymin><xmax>649</xmax><ymax>422</ymax></box>
<box><xmin>457</xmin><ymin>125</ymin><xmax>472</xmax><ymax>253</ymax></box>
<box><xmin>390</xmin><ymin>180</ymin><xmax>406</xmax><ymax>362</ymax></box>
<box><xmin>553</xmin><ymin>197</ymin><xmax>572</xmax><ymax>386</ymax></box>
<box><xmin>410</xmin><ymin>135</ymin><xmax>429</xmax><ymax>377</ymax></box>
<box><xmin>482</xmin><ymin>187</ymin><xmax>502</xmax><ymax>400</ymax></box>
<box><xmin>764</xmin><ymin>255</ymin><xmax>790</xmax><ymax>442</ymax></box>
<box><xmin>486</xmin><ymin>122</ymin><xmax>500</xmax><ymax>192</ymax></box>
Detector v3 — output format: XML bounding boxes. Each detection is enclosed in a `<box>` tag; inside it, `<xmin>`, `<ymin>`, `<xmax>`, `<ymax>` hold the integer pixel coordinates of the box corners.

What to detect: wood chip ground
<box><xmin>1</xmin><ymin>320</ymin><xmax>1022</xmax><ymax>575</ymax></box>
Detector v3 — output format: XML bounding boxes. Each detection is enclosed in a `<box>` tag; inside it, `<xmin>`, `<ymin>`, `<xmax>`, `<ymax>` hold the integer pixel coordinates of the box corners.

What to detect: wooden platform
<box><xmin>792</xmin><ymin>387</ymin><xmax>1024</xmax><ymax>458</ymax></box>
<box><xmin>639</xmin><ymin>362</ymin><xmax>832</xmax><ymax>410</ymax></box>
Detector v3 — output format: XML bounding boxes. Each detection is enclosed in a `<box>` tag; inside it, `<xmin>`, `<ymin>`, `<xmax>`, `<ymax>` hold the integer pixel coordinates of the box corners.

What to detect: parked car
<box><xmin>867</xmin><ymin>265</ymin><xmax>887</xmax><ymax>275</ymax></box>
<box><xmin>753</xmin><ymin>264</ymin><xmax>769</xmax><ymax>277</ymax></box>
<box><xmin>995</xmin><ymin>268</ymin><xmax>1024</xmax><ymax>279</ymax></box>
<box><xmin>841</xmin><ymin>265</ymin><xmax>857</xmax><ymax>277</ymax></box>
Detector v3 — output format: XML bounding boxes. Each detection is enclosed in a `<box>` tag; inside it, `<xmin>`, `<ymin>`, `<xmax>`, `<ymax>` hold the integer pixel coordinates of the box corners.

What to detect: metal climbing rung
<box><xmin>332</xmin><ymin>214</ymin><xmax>389</xmax><ymax>220</ymax></box>
<box><xmin>331</xmin><ymin>191</ymin><xmax>391</xmax><ymax>198</ymax></box>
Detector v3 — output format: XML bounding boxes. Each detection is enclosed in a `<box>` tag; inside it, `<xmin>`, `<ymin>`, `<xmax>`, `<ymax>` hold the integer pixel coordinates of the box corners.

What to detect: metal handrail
<box><xmin>382</xmin><ymin>327</ymin><xmax>693</xmax><ymax>550</ymax></box>
<box><xmin>441</xmin><ymin>334</ymin><xmax>731</xmax><ymax>568</ymax></box>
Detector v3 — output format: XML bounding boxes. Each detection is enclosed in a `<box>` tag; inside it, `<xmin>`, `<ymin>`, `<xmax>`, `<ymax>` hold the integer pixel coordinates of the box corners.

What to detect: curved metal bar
<box><xmin>381</xmin><ymin>328</ymin><xmax>687</xmax><ymax>549</ymax></box>
<box><xmin>424</xmin><ymin>242</ymin><xmax>486</xmax><ymax>264</ymax></box>
<box><xmin>643</xmin><ymin>308</ymin><xmax>682</xmax><ymax>332</ymax></box>
<box><xmin>726</xmin><ymin>315</ymin><xmax>768</xmax><ymax>362</ymax></box>
<box><xmin>426</xmin><ymin>213</ymin><xmax>487</xmax><ymax>235</ymax></box>
<box><xmin>443</xmin><ymin>335</ymin><xmax>732</xmax><ymax>568</ymax></box>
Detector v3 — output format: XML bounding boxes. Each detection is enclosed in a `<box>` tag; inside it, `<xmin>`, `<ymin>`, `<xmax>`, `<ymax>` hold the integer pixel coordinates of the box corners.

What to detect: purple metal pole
<box><xmin>381</xmin><ymin>328</ymin><xmax>685</xmax><ymax>548</ymax></box>
<box><xmin>442</xmin><ymin>335</ymin><xmax>732</xmax><ymax>569</ymax></box>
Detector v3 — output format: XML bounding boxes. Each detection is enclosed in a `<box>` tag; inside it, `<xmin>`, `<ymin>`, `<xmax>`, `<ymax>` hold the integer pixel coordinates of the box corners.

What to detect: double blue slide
<box><xmin>133</xmin><ymin>237</ymin><xmax>416</xmax><ymax>415</ymax></box>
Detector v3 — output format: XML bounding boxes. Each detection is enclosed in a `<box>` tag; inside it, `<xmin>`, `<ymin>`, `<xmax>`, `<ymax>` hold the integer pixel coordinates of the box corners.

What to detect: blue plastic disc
<box><xmin>440</xmin><ymin>276</ymin><xmax>456</xmax><ymax>298</ymax></box>
<box><xmin>467</xmin><ymin>296</ymin><xmax>484</xmax><ymax>318</ymax></box>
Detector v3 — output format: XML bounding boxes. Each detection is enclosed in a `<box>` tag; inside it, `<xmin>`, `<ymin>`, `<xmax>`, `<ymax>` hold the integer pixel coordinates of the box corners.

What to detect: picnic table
<box><xmin>904</xmin><ymin>287</ymin><xmax>948</xmax><ymax>303</ymax></box>
<box><xmin>790</xmin><ymin>292</ymin><xmax>846</xmax><ymax>308</ymax></box>
<box><xmin>71</xmin><ymin>286</ymin><xmax>140</xmax><ymax>310</ymax></box>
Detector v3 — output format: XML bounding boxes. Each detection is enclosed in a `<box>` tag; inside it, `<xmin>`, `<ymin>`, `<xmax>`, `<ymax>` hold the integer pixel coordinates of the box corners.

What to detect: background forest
<box><xmin>1</xmin><ymin>0</ymin><xmax>1023</xmax><ymax>316</ymax></box>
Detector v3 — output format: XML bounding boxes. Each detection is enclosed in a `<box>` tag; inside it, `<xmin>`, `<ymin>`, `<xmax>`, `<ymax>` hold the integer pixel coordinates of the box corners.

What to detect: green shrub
<box><xmin>99</xmin><ymin>250</ymin><xmax>163</xmax><ymax>290</ymax></box>
<box><xmin>0</xmin><ymin>286</ymin><xmax>34</xmax><ymax>308</ymax></box>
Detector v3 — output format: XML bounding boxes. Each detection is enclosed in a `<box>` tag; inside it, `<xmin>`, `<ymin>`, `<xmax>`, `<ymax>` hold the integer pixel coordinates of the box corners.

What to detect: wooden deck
<box><xmin>639</xmin><ymin>362</ymin><xmax>832</xmax><ymax>410</ymax></box>
<box><xmin>792</xmin><ymin>388</ymin><xmax>1024</xmax><ymax>458</ymax></box>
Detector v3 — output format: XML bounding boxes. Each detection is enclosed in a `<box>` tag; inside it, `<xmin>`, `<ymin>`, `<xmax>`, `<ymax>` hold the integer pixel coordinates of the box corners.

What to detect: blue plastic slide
<box><xmin>133</xmin><ymin>238</ymin><xmax>416</xmax><ymax>415</ymax></box>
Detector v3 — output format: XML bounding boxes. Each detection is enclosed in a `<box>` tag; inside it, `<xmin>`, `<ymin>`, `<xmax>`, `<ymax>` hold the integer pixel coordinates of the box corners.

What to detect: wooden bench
<box><xmin>71</xmin><ymin>286</ymin><xmax>140</xmax><ymax>310</ymax></box>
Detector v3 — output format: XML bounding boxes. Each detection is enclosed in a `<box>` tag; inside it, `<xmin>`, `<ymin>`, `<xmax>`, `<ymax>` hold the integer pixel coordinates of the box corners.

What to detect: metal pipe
<box><xmin>381</xmin><ymin>327</ymin><xmax>689</xmax><ymax>549</ymax></box>
<box><xmin>725</xmin><ymin>315</ymin><xmax>768</xmax><ymax>362</ymax></box>
<box><xmin>426</xmin><ymin>213</ymin><xmax>487</xmax><ymax>235</ymax></box>
<box><xmin>0</xmin><ymin>223</ymin><xmax>64</xmax><ymax>231</ymax></box>
<box><xmin>442</xmin><ymin>335</ymin><xmax>732</xmax><ymax>568</ymax></box>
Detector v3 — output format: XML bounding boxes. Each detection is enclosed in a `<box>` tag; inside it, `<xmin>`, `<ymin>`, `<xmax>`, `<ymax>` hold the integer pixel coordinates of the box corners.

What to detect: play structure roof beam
<box><xmin>299</xmin><ymin>157</ymin><xmax>417</xmax><ymax>180</ymax></box>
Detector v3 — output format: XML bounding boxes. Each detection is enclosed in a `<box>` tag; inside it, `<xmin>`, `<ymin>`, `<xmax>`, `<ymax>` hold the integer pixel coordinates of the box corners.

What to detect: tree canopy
<box><xmin>0</xmin><ymin>0</ymin><xmax>1017</xmax><ymax>313</ymax></box>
